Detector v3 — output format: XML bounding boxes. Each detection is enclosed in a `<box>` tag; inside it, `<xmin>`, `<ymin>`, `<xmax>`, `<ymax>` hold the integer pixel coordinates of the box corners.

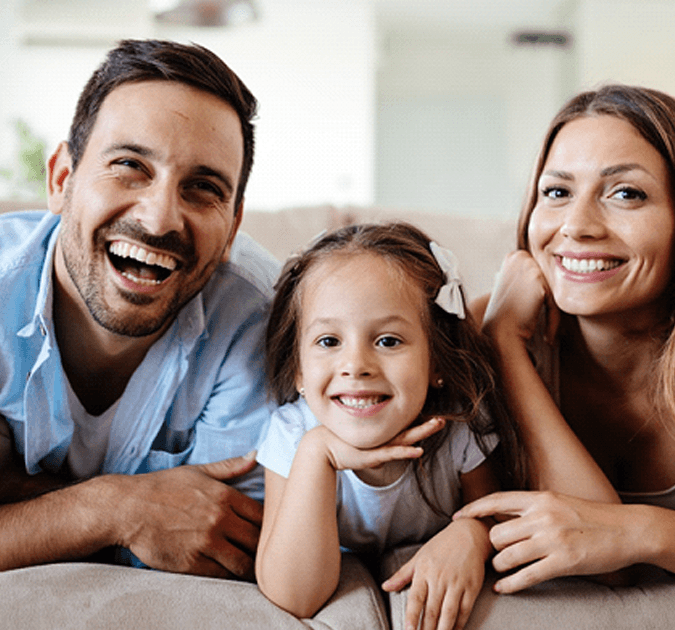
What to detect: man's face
<box><xmin>49</xmin><ymin>80</ymin><xmax>244</xmax><ymax>337</ymax></box>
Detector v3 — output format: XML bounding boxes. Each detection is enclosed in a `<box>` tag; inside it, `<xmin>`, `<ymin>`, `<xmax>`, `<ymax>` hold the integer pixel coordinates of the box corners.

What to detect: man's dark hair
<box><xmin>68</xmin><ymin>39</ymin><xmax>257</xmax><ymax>211</ymax></box>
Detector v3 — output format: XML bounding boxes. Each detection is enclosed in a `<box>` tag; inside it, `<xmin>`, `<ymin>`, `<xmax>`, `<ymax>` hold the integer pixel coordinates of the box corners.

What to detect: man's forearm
<box><xmin>0</xmin><ymin>475</ymin><xmax>117</xmax><ymax>571</ymax></box>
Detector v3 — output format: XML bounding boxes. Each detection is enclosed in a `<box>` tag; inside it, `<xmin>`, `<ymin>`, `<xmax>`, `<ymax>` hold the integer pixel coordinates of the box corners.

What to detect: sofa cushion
<box><xmin>0</xmin><ymin>553</ymin><xmax>388</xmax><ymax>630</ymax></box>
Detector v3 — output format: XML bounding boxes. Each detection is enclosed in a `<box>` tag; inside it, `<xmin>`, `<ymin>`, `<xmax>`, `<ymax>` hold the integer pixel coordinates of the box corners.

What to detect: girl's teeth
<box><xmin>561</xmin><ymin>257</ymin><xmax>622</xmax><ymax>273</ymax></box>
<box><xmin>338</xmin><ymin>396</ymin><xmax>384</xmax><ymax>409</ymax></box>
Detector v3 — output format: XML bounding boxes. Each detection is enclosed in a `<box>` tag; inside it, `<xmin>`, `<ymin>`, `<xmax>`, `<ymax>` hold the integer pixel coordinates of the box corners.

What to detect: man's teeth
<box><xmin>561</xmin><ymin>257</ymin><xmax>622</xmax><ymax>273</ymax></box>
<box><xmin>338</xmin><ymin>395</ymin><xmax>385</xmax><ymax>409</ymax></box>
<box><xmin>108</xmin><ymin>241</ymin><xmax>177</xmax><ymax>271</ymax></box>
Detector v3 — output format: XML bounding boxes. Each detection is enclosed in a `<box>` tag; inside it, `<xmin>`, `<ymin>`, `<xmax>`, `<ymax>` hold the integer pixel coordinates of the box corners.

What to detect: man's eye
<box><xmin>317</xmin><ymin>336</ymin><xmax>340</xmax><ymax>348</ymax></box>
<box><xmin>193</xmin><ymin>181</ymin><xmax>224</xmax><ymax>197</ymax></box>
<box><xmin>376</xmin><ymin>336</ymin><xmax>401</xmax><ymax>348</ymax></box>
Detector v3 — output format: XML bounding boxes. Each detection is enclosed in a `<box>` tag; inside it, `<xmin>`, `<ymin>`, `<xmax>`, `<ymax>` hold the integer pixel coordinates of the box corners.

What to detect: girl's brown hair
<box><xmin>517</xmin><ymin>84</ymin><xmax>675</xmax><ymax>433</ymax></box>
<box><xmin>266</xmin><ymin>222</ymin><xmax>523</xmax><ymax>513</ymax></box>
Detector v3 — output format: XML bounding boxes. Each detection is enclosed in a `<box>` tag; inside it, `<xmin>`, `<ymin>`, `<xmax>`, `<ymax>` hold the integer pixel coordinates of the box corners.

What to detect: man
<box><xmin>0</xmin><ymin>39</ymin><xmax>279</xmax><ymax>580</ymax></box>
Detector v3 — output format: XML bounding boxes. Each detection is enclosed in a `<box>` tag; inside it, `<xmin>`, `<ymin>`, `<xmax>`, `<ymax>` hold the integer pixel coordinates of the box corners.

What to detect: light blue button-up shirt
<box><xmin>0</xmin><ymin>211</ymin><xmax>280</xmax><ymax>501</ymax></box>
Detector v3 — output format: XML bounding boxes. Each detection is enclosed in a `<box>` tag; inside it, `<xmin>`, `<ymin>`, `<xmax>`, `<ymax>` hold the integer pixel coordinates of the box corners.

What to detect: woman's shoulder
<box><xmin>468</xmin><ymin>293</ymin><xmax>491</xmax><ymax>325</ymax></box>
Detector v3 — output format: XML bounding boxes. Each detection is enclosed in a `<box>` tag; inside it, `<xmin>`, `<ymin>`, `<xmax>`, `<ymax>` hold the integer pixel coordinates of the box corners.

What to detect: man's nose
<box><xmin>132</xmin><ymin>180</ymin><xmax>186</xmax><ymax>236</ymax></box>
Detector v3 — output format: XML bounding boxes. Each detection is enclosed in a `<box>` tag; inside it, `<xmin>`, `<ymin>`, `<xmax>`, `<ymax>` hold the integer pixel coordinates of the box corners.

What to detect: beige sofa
<box><xmin>1</xmin><ymin>202</ymin><xmax>675</xmax><ymax>629</ymax></box>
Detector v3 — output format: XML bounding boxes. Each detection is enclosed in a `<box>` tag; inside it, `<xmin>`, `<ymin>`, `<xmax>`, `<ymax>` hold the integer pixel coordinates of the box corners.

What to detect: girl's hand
<box><xmin>316</xmin><ymin>417</ymin><xmax>446</xmax><ymax>472</ymax></box>
<box><xmin>482</xmin><ymin>250</ymin><xmax>559</xmax><ymax>346</ymax></box>
<box><xmin>382</xmin><ymin>519</ymin><xmax>491</xmax><ymax>630</ymax></box>
<box><xmin>454</xmin><ymin>491</ymin><xmax>647</xmax><ymax>593</ymax></box>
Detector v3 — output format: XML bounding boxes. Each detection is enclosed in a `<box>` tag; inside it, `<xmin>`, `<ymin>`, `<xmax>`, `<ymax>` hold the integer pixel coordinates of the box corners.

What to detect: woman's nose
<box><xmin>560</xmin><ymin>196</ymin><xmax>607</xmax><ymax>240</ymax></box>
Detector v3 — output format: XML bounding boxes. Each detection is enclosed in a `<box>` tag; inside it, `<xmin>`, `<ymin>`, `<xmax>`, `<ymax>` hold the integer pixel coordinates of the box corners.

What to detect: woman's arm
<box><xmin>473</xmin><ymin>251</ymin><xmax>618</xmax><ymax>502</ymax></box>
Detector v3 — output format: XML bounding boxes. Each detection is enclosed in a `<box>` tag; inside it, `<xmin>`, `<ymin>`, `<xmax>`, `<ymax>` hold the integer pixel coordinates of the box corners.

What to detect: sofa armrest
<box><xmin>0</xmin><ymin>553</ymin><xmax>388</xmax><ymax>630</ymax></box>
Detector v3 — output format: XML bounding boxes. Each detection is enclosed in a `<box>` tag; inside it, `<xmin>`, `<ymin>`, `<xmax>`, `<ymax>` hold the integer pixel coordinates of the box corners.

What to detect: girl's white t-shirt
<box><xmin>257</xmin><ymin>398</ymin><xmax>497</xmax><ymax>554</ymax></box>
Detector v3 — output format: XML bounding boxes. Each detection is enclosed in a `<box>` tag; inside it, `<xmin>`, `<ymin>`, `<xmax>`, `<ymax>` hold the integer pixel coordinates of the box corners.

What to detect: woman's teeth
<box><xmin>560</xmin><ymin>256</ymin><xmax>622</xmax><ymax>273</ymax></box>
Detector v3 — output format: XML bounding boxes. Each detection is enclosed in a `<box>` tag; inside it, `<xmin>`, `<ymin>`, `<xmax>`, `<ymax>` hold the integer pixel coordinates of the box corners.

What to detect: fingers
<box><xmin>453</xmin><ymin>491</ymin><xmax>535</xmax><ymax>521</ymax></box>
<box><xmin>391</xmin><ymin>418</ymin><xmax>446</xmax><ymax>447</ymax></box>
<box><xmin>228</xmin><ymin>487</ymin><xmax>264</xmax><ymax>528</ymax></box>
<box><xmin>382</xmin><ymin>561</ymin><xmax>414</xmax><ymax>592</ymax></box>
<box><xmin>405</xmin><ymin>581</ymin><xmax>472</xmax><ymax>630</ymax></box>
<box><xmin>204</xmin><ymin>539</ymin><xmax>256</xmax><ymax>581</ymax></box>
<box><xmin>493</xmin><ymin>555</ymin><xmax>563</xmax><ymax>593</ymax></box>
<box><xmin>200</xmin><ymin>451</ymin><xmax>258</xmax><ymax>481</ymax></box>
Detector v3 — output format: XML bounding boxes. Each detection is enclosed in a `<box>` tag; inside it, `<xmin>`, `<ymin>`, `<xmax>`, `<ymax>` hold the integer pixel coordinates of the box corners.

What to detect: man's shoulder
<box><xmin>0</xmin><ymin>211</ymin><xmax>56</xmax><ymax>273</ymax></box>
<box><xmin>218</xmin><ymin>231</ymin><xmax>281</xmax><ymax>300</ymax></box>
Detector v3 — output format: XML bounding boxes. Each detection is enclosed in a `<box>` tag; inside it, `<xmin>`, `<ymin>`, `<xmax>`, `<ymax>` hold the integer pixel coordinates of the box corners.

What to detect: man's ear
<box><xmin>221</xmin><ymin>198</ymin><xmax>245</xmax><ymax>262</ymax></box>
<box><xmin>47</xmin><ymin>141</ymin><xmax>72</xmax><ymax>216</ymax></box>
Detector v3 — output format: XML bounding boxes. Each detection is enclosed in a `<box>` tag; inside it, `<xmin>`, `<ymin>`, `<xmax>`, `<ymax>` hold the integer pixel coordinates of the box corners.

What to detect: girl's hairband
<box><xmin>429</xmin><ymin>241</ymin><xmax>466</xmax><ymax>319</ymax></box>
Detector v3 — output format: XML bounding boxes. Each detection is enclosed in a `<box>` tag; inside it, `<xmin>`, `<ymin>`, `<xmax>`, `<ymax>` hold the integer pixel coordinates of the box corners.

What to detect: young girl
<box><xmin>256</xmin><ymin>222</ymin><xmax>519</xmax><ymax>630</ymax></box>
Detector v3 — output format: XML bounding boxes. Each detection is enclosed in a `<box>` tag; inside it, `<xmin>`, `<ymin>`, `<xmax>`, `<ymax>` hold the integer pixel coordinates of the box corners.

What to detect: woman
<box><xmin>455</xmin><ymin>84</ymin><xmax>675</xmax><ymax>594</ymax></box>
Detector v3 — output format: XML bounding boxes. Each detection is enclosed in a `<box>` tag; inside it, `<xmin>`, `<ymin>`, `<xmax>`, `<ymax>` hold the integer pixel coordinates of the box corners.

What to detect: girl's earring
<box><xmin>435</xmin><ymin>378</ymin><xmax>444</xmax><ymax>388</ymax></box>
<box><xmin>299</xmin><ymin>387</ymin><xmax>305</xmax><ymax>397</ymax></box>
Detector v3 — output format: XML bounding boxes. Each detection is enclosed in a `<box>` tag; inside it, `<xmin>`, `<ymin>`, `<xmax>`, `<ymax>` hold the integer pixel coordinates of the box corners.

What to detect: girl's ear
<box><xmin>295</xmin><ymin>373</ymin><xmax>304</xmax><ymax>397</ymax></box>
<box><xmin>47</xmin><ymin>141</ymin><xmax>72</xmax><ymax>216</ymax></box>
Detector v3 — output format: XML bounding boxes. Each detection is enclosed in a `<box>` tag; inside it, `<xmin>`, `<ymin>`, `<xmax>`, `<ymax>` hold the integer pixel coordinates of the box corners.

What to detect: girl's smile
<box><xmin>296</xmin><ymin>252</ymin><xmax>433</xmax><ymax>449</ymax></box>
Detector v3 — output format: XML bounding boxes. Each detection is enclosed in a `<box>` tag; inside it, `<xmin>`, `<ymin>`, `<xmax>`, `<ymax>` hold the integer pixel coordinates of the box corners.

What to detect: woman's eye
<box><xmin>317</xmin><ymin>336</ymin><xmax>340</xmax><ymax>348</ymax></box>
<box><xmin>611</xmin><ymin>186</ymin><xmax>647</xmax><ymax>201</ymax></box>
<box><xmin>541</xmin><ymin>186</ymin><xmax>569</xmax><ymax>200</ymax></box>
<box><xmin>376</xmin><ymin>336</ymin><xmax>401</xmax><ymax>348</ymax></box>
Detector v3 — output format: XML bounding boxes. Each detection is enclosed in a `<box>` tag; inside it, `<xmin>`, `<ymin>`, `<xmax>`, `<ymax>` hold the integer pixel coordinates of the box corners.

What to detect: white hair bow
<box><xmin>429</xmin><ymin>241</ymin><xmax>466</xmax><ymax>319</ymax></box>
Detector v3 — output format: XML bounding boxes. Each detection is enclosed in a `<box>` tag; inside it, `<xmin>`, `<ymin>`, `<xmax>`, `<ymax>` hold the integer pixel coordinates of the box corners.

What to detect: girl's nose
<box><xmin>340</xmin><ymin>345</ymin><xmax>374</xmax><ymax>378</ymax></box>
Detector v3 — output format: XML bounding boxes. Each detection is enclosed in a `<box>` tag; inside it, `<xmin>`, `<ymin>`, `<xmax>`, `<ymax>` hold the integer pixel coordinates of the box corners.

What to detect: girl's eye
<box><xmin>541</xmin><ymin>186</ymin><xmax>570</xmax><ymax>200</ymax></box>
<box><xmin>317</xmin><ymin>336</ymin><xmax>340</xmax><ymax>348</ymax></box>
<box><xmin>611</xmin><ymin>186</ymin><xmax>647</xmax><ymax>202</ymax></box>
<box><xmin>376</xmin><ymin>336</ymin><xmax>402</xmax><ymax>348</ymax></box>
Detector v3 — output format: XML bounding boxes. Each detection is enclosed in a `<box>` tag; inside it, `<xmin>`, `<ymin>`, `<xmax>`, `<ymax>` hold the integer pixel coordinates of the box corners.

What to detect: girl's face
<box><xmin>528</xmin><ymin>115</ymin><xmax>675</xmax><ymax>324</ymax></box>
<box><xmin>296</xmin><ymin>252</ymin><xmax>433</xmax><ymax>449</ymax></box>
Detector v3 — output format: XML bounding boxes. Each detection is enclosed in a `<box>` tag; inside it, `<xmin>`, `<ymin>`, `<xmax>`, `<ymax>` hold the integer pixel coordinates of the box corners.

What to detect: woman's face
<box><xmin>528</xmin><ymin>114</ymin><xmax>675</xmax><ymax>325</ymax></box>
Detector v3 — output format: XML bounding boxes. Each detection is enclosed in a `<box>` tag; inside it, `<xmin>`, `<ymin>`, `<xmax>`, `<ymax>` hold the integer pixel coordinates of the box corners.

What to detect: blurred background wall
<box><xmin>2</xmin><ymin>0</ymin><xmax>675</xmax><ymax>219</ymax></box>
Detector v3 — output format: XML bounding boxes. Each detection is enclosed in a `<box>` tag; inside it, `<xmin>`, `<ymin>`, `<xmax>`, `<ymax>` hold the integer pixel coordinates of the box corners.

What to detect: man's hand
<box><xmin>112</xmin><ymin>452</ymin><xmax>262</xmax><ymax>580</ymax></box>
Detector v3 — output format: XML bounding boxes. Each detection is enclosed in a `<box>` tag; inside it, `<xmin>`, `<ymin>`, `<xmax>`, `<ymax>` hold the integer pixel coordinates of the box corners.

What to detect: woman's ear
<box><xmin>47</xmin><ymin>141</ymin><xmax>72</xmax><ymax>216</ymax></box>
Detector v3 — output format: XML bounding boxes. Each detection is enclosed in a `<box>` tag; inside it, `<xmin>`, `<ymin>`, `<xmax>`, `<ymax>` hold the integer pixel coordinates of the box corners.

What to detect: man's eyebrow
<box><xmin>103</xmin><ymin>144</ymin><xmax>235</xmax><ymax>193</ymax></box>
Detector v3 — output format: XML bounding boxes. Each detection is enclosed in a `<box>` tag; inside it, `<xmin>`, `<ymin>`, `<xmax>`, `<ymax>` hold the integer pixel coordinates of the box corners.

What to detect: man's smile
<box><xmin>107</xmin><ymin>239</ymin><xmax>179</xmax><ymax>286</ymax></box>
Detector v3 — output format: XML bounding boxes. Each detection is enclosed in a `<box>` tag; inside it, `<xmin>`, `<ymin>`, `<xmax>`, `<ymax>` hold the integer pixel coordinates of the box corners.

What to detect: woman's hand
<box><xmin>482</xmin><ymin>250</ymin><xmax>559</xmax><ymax>346</ymax></box>
<box><xmin>454</xmin><ymin>491</ymin><xmax>651</xmax><ymax>593</ymax></box>
<box><xmin>316</xmin><ymin>417</ymin><xmax>446</xmax><ymax>472</ymax></box>
<box><xmin>382</xmin><ymin>518</ymin><xmax>491</xmax><ymax>630</ymax></box>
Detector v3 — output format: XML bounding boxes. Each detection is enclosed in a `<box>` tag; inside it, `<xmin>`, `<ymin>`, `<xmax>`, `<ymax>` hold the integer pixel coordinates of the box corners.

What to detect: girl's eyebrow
<box><xmin>305</xmin><ymin>314</ymin><xmax>416</xmax><ymax>330</ymax></box>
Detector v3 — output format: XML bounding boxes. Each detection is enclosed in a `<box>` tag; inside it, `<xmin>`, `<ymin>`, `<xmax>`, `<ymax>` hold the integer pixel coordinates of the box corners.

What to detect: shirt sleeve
<box><xmin>257</xmin><ymin>401</ymin><xmax>314</xmax><ymax>478</ymax></box>
<box><xmin>449</xmin><ymin>421</ymin><xmax>499</xmax><ymax>475</ymax></box>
